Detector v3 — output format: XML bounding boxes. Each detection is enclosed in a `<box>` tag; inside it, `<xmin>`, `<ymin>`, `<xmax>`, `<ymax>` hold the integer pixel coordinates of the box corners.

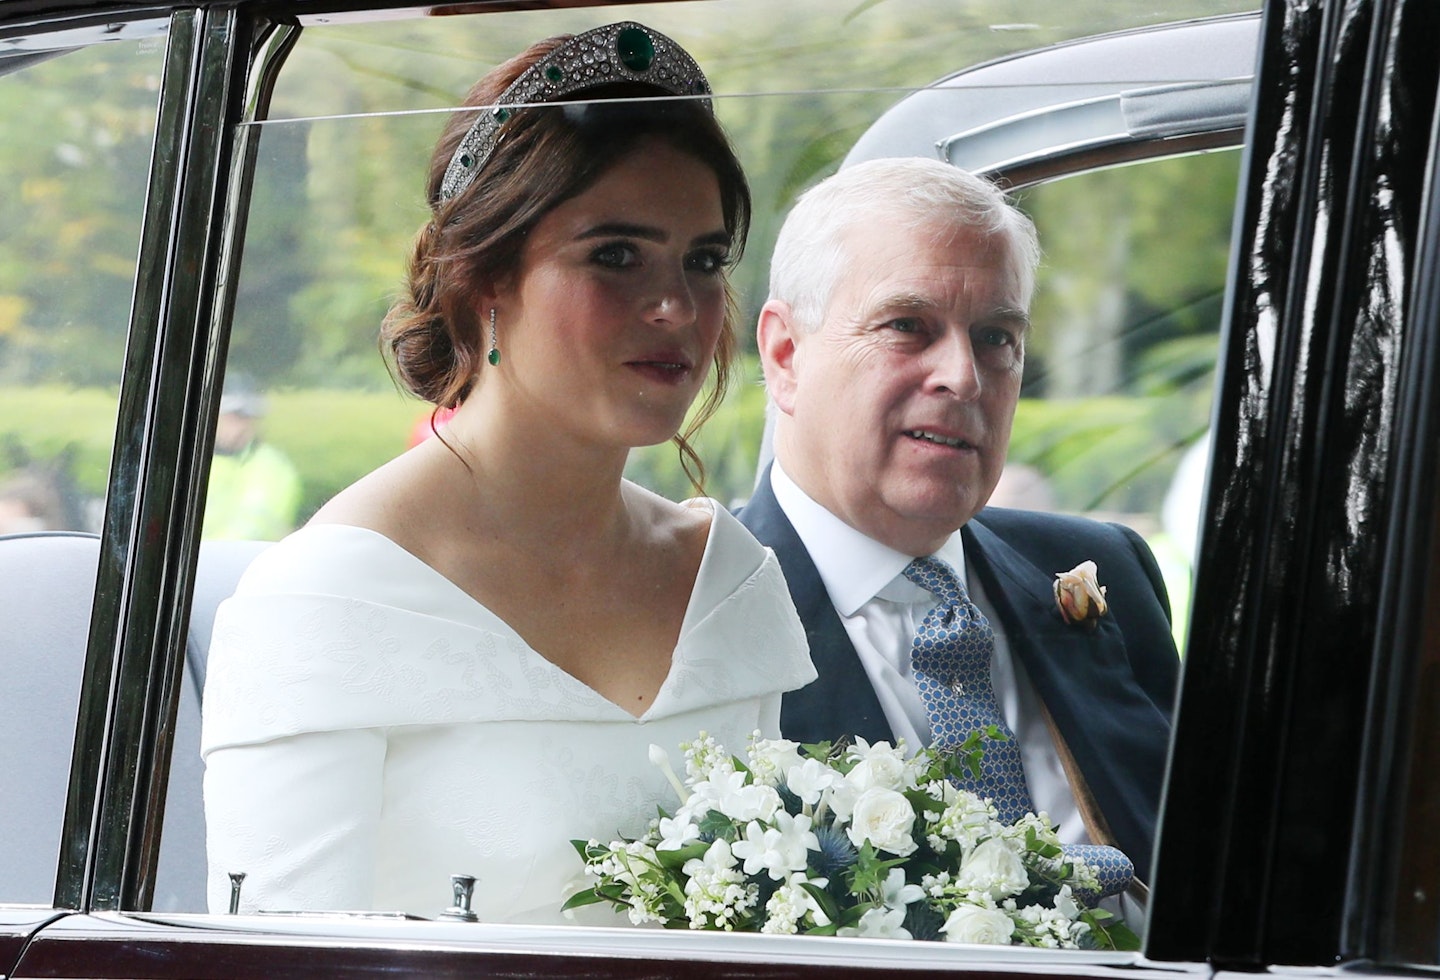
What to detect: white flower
<box><xmin>845</xmin><ymin>738</ymin><xmax>910</xmax><ymax>791</ymax></box>
<box><xmin>845</xmin><ymin>787</ymin><xmax>918</xmax><ymax>856</ymax></box>
<box><xmin>708</xmin><ymin>769</ymin><xmax>783</xmax><ymax>822</ymax></box>
<box><xmin>681</xmin><ymin>839</ymin><xmax>756</xmax><ymax>931</ymax></box>
<box><xmin>880</xmin><ymin>868</ymin><xmax>925</xmax><ymax>910</ymax></box>
<box><xmin>940</xmin><ymin>904</ymin><xmax>1017</xmax><ymax>944</ymax></box>
<box><xmin>955</xmin><ymin>837</ymin><xmax>1030</xmax><ymax>900</ymax></box>
<box><xmin>746</xmin><ymin>734</ymin><xmax>805</xmax><ymax>788</ymax></box>
<box><xmin>786</xmin><ymin>757</ymin><xmax>842</xmax><ymax>806</ymax></box>
<box><xmin>761</xmin><ymin>871</ymin><xmax>831</xmax><ymax>934</ymax></box>
<box><xmin>931</xmin><ymin>791</ymin><xmax>1001</xmax><ymax>851</ymax></box>
<box><xmin>682</xmin><ymin>837</ymin><xmax>737</xmax><ymax>877</ymax></box>
<box><xmin>1053</xmin><ymin>884</ymin><xmax>1080</xmax><ymax>920</ymax></box>
<box><xmin>656</xmin><ymin>813</ymin><xmax>701</xmax><ymax>851</ymax></box>
<box><xmin>838</xmin><ymin>906</ymin><xmax>912</xmax><ymax>939</ymax></box>
<box><xmin>681</xmin><ymin>731</ymin><xmax>734</xmax><ymax>782</ymax></box>
<box><xmin>731</xmin><ymin>811</ymin><xmax>819</xmax><ymax>880</ymax></box>
<box><xmin>649</xmin><ymin>743</ymin><xmax>689</xmax><ymax>803</ymax></box>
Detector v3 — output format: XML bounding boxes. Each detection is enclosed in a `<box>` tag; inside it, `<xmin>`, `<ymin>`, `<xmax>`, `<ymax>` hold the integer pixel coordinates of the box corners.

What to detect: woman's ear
<box><xmin>756</xmin><ymin>299</ymin><xmax>802</xmax><ymax>417</ymax></box>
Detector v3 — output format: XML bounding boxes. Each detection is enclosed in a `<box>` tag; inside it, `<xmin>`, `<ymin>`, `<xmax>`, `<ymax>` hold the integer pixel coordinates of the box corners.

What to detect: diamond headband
<box><xmin>438</xmin><ymin>21</ymin><xmax>713</xmax><ymax>203</ymax></box>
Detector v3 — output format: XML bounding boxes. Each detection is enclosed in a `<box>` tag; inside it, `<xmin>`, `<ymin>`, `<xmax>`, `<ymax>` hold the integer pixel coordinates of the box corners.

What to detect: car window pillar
<box><xmin>55</xmin><ymin>3</ymin><xmax>264</xmax><ymax>913</ymax></box>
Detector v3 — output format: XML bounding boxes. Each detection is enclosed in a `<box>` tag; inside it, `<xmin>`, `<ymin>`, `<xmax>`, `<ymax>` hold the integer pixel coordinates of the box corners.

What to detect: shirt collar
<box><xmin>769</xmin><ymin>462</ymin><xmax>968</xmax><ymax>615</ymax></box>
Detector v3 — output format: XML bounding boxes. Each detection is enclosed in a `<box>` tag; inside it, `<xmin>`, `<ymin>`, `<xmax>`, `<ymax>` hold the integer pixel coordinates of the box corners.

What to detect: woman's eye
<box><xmin>686</xmin><ymin>248</ymin><xmax>730</xmax><ymax>275</ymax></box>
<box><xmin>591</xmin><ymin>243</ymin><xmax>639</xmax><ymax>268</ymax></box>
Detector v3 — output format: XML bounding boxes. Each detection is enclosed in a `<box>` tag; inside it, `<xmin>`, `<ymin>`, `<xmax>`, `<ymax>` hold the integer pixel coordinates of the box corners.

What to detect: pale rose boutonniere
<box><xmin>1054</xmin><ymin>560</ymin><xmax>1108</xmax><ymax>628</ymax></box>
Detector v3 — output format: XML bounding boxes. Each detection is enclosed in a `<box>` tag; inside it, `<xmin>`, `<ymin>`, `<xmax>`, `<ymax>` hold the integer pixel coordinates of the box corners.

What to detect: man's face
<box><xmin>760</xmin><ymin>219</ymin><xmax>1028</xmax><ymax>556</ymax></box>
<box><xmin>214</xmin><ymin>411</ymin><xmax>256</xmax><ymax>455</ymax></box>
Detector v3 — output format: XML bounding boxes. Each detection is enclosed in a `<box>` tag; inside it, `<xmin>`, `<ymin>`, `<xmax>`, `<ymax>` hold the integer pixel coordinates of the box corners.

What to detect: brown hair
<box><xmin>382</xmin><ymin>34</ymin><xmax>751</xmax><ymax>491</ymax></box>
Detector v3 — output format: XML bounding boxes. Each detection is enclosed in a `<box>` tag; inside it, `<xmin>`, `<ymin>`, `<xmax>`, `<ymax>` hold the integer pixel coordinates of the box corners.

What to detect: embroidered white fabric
<box><xmin>200</xmin><ymin>501</ymin><xmax>815</xmax><ymax>922</ymax></box>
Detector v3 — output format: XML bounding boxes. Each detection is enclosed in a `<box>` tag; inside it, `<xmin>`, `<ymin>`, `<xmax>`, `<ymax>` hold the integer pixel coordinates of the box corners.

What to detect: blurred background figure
<box><xmin>202</xmin><ymin>374</ymin><xmax>302</xmax><ymax>540</ymax></box>
<box><xmin>0</xmin><ymin>442</ymin><xmax>90</xmax><ymax>533</ymax></box>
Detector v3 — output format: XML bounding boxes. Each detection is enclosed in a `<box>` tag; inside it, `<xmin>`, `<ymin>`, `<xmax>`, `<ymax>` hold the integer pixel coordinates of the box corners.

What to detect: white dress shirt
<box><xmin>770</xmin><ymin>462</ymin><xmax>1094</xmax><ymax>848</ymax></box>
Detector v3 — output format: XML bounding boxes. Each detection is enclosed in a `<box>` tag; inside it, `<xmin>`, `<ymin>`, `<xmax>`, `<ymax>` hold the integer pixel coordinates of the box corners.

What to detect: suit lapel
<box><xmin>738</xmin><ymin>470</ymin><xmax>894</xmax><ymax>746</ymax></box>
<box><xmin>961</xmin><ymin>517</ymin><xmax>1127</xmax><ymax>844</ymax></box>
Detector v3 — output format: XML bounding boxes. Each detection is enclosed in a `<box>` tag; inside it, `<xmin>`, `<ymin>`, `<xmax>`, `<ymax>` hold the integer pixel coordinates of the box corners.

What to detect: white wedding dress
<box><xmin>200</xmin><ymin>500</ymin><xmax>814</xmax><ymax>922</ymax></box>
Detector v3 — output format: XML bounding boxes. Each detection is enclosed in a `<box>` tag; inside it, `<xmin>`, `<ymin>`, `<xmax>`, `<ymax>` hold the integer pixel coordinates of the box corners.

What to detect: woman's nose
<box><xmin>647</xmin><ymin>265</ymin><xmax>698</xmax><ymax>327</ymax></box>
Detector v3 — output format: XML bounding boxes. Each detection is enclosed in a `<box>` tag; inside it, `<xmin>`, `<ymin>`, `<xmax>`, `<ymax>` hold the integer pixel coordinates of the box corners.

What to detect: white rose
<box><xmin>747</xmin><ymin>737</ymin><xmax>805</xmax><ymax>787</ymax></box>
<box><xmin>940</xmin><ymin>904</ymin><xmax>1016</xmax><ymax>944</ymax></box>
<box><xmin>955</xmin><ymin>838</ymin><xmax>1030</xmax><ymax>900</ymax></box>
<box><xmin>847</xmin><ymin>753</ymin><xmax>908</xmax><ymax>793</ymax></box>
<box><xmin>845</xmin><ymin>787</ymin><xmax>917</xmax><ymax>856</ymax></box>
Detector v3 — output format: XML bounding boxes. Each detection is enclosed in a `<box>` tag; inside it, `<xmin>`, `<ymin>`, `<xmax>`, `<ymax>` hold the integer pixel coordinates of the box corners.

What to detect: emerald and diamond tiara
<box><xmin>438</xmin><ymin>21</ymin><xmax>713</xmax><ymax>203</ymax></box>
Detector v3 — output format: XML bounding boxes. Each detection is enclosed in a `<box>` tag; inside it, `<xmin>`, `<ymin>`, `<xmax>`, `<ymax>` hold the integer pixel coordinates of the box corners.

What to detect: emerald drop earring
<box><xmin>487</xmin><ymin>308</ymin><xmax>501</xmax><ymax>366</ymax></box>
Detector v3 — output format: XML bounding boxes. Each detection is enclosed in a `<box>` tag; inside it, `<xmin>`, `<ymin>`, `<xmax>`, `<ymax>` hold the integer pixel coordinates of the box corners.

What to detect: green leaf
<box><xmin>1093</xmin><ymin>918</ymin><xmax>1142</xmax><ymax>951</ymax></box>
<box><xmin>849</xmin><ymin>842</ymin><xmax>906</xmax><ymax>895</ymax></box>
<box><xmin>655</xmin><ymin>841</ymin><xmax>709</xmax><ymax>870</ymax></box>
<box><xmin>698</xmin><ymin>809</ymin><xmax>738</xmax><ymax>841</ymax></box>
<box><xmin>560</xmin><ymin>888</ymin><xmax>606</xmax><ymax>911</ymax></box>
<box><xmin>799</xmin><ymin>880</ymin><xmax>841</xmax><ymax>924</ymax></box>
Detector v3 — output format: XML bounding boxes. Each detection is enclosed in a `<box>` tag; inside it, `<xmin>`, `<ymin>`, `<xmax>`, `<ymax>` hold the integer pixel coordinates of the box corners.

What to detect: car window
<box><xmin>0</xmin><ymin>18</ymin><xmax>167</xmax><ymax>905</ymax></box>
<box><xmin>176</xmin><ymin>0</ymin><xmax>1252</xmax><ymax>921</ymax></box>
<box><xmin>1011</xmin><ymin>148</ymin><xmax>1241</xmax><ymax>653</ymax></box>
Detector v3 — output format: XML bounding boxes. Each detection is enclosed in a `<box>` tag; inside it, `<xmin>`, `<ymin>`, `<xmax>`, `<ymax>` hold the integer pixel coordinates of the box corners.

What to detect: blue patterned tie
<box><xmin>903</xmin><ymin>556</ymin><xmax>1134</xmax><ymax>899</ymax></box>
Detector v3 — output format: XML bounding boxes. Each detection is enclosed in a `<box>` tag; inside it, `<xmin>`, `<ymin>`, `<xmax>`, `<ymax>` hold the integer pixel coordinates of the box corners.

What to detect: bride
<box><xmin>200</xmin><ymin>22</ymin><xmax>815</xmax><ymax>923</ymax></box>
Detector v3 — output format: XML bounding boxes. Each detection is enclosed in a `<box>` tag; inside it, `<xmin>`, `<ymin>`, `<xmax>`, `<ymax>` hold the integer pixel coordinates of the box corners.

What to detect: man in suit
<box><xmin>738</xmin><ymin>157</ymin><xmax>1179</xmax><ymax>887</ymax></box>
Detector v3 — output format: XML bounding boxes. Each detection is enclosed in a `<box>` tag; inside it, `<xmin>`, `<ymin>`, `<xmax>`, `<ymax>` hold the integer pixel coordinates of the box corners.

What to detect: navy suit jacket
<box><xmin>737</xmin><ymin>469</ymin><xmax>1179</xmax><ymax>882</ymax></box>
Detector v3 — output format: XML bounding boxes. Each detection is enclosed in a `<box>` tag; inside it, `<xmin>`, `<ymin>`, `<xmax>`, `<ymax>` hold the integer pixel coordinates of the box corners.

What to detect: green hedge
<box><xmin>1</xmin><ymin>382</ymin><xmax>1208</xmax><ymax>524</ymax></box>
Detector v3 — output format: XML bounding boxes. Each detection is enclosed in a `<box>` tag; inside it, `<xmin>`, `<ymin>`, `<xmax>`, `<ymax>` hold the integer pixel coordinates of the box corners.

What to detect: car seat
<box><xmin>0</xmin><ymin>531</ymin><xmax>269</xmax><ymax>910</ymax></box>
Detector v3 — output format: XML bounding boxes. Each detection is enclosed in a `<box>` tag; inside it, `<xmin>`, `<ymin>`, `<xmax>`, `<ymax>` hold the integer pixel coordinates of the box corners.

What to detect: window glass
<box><xmin>1013</xmin><ymin>150</ymin><xmax>1241</xmax><ymax>653</ymax></box>
<box><xmin>190</xmin><ymin>0</ymin><xmax>1250</xmax><ymax>927</ymax></box>
<box><xmin>0</xmin><ymin>20</ymin><xmax>167</xmax><ymax>905</ymax></box>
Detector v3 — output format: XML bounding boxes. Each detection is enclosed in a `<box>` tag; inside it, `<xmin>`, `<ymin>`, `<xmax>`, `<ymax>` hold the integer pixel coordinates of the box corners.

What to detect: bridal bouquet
<box><xmin>565</xmin><ymin>731</ymin><xmax>1137</xmax><ymax>948</ymax></box>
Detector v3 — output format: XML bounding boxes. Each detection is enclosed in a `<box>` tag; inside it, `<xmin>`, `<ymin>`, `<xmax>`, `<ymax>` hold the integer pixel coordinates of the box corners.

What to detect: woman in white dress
<box><xmin>201</xmin><ymin>22</ymin><xmax>815</xmax><ymax>922</ymax></box>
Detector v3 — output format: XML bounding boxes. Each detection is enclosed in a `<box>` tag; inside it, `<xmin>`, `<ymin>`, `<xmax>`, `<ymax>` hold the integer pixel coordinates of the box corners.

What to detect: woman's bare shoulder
<box><xmin>308</xmin><ymin>443</ymin><xmax>446</xmax><ymax>543</ymax></box>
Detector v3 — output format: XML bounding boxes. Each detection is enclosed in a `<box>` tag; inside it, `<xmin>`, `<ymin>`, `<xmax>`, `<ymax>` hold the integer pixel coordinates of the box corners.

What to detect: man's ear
<box><xmin>756</xmin><ymin>299</ymin><xmax>802</xmax><ymax>416</ymax></box>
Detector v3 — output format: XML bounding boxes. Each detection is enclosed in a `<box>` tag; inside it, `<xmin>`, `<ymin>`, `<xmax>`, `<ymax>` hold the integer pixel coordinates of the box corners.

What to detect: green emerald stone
<box><xmin>492</xmin><ymin>106</ymin><xmax>510</xmax><ymax>122</ymax></box>
<box><xmin>488</xmin><ymin>348</ymin><xmax>501</xmax><ymax>366</ymax></box>
<box><xmin>616</xmin><ymin>27</ymin><xmax>655</xmax><ymax>72</ymax></box>
<box><xmin>458</xmin><ymin>153</ymin><xmax>473</xmax><ymax>169</ymax></box>
<box><xmin>544</xmin><ymin>64</ymin><xmax>563</xmax><ymax>83</ymax></box>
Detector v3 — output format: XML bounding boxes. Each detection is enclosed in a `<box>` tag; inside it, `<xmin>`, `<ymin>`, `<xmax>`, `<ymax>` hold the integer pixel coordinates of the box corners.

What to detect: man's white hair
<box><xmin>767</xmin><ymin>157</ymin><xmax>1041</xmax><ymax>330</ymax></box>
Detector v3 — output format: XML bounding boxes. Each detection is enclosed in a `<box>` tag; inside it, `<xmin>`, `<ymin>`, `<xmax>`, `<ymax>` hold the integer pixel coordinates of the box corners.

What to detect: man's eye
<box><xmin>592</xmin><ymin>243</ymin><xmax>639</xmax><ymax>268</ymax></box>
<box><xmin>887</xmin><ymin>317</ymin><xmax>924</xmax><ymax>333</ymax></box>
<box><xmin>686</xmin><ymin>248</ymin><xmax>730</xmax><ymax>275</ymax></box>
<box><xmin>977</xmin><ymin>326</ymin><xmax>1017</xmax><ymax>347</ymax></box>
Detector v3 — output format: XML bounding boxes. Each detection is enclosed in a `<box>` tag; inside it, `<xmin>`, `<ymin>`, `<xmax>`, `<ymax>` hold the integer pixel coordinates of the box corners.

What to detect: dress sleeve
<box><xmin>204</xmin><ymin>727</ymin><xmax>385</xmax><ymax>913</ymax></box>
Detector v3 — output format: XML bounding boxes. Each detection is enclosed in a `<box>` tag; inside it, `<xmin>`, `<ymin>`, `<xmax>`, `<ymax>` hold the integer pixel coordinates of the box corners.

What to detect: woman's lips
<box><xmin>625</xmin><ymin>357</ymin><xmax>693</xmax><ymax>385</ymax></box>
